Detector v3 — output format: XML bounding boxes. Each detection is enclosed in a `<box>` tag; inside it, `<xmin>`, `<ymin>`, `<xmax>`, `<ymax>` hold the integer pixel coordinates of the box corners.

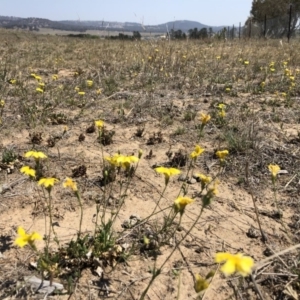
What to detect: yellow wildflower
<box><xmin>14</xmin><ymin>226</ymin><xmax>42</xmax><ymax>248</ymax></box>
<box><xmin>52</xmin><ymin>74</ymin><xmax>58</xmax><ymax>80</ymax></box>
<box><xmin>20</xmin><ymin>166</ymin><xmax>36</xmax><ymax>178</ymax></box>
<box><xmin>25</xmin><ymin>151</ymin><xmax>47</xmax><ymax>160</ymax></box>
<box><xmin>95</xmin><ymin>120</ymin><xmax>104</xmax><ymax>128</ymax></box>
<box><xmin>63</xmin><ymin>177</ymin><xmax>78</xmax><ymax>192</ymax></box>
<box><xmin>216</xmin><ymin>56</ymin><xmax>221</xmax><ymax>60</ymax></box>
<box><xmin>190</xmin><ymin>145</ymin><xmax>204</xmax><ymax>159</ymax></box>
<box><xmin>208</xmin><ymin>180</ymin><xmax>219</xmax><ymax>196</ymax></box>
<box><xmin>8</xmin><ymin>79</ymin><xmax>17</xmax><ymax>84</ymax></box>
<box><xmin>225</xmin><ymin>88</ymin><xmax>231</xmax><ymax>92</ymax></box>
<box><xmin>174</xmin><ymin>196</ymin><xmax>194</xmax><ymax>214</ymax></box>
<box><xmin>216</xmin><ymin>150</ymin><xmax>229</xmax><ymax>161</ymax></box>
<box><xmin>260</xmin><ymin>82</ymin><xmax>265</xmax><ymax>88</ymax></box>
<box><xmin>0</xmin><ymin>100</ymin><xmax>5</xmax><ymax>107</ymax></box>
<box><xmin>96</xmin><ymin>89</ymin><xmax>102</xmax><ymax>94</ymax></box>
<box><xmin>243</xmin><ymin>60</ymin><xmax>249</xmax><ymax>65</ymax></box>
<box><xmin>117</xmin><ymin>155</ymin><xmax>139</xmax><ymax>169</ymax></box>
<box><xmin>199</xmin><ymin>113</ymin><xmax>211</xmax><ymax>125</ymax></box>
<box><xmin>87</xmin><ymin>80</ymin><xmax>93</xmax><ymax>87</ymax></box>
<box><xmin>34</xmin><ymin>75</ymin><xmax>42</xmax><ymax>81</ymax></box>
<box><xmin>78</xmin><ymin>91</ymin><xmax>85</xmax><ymax>95</ymax></box>
<box><xmin>38</xmin><ymin>177</ymin><xmax>59</xmax><ymax>189</ymax></box>
<box><xmin>217</xmin><ymin>103</ymin><xmax>226</xmax><ymax>110</ymax></box>
<box><xmin>143</xmin><ymin>235</ymin><xmax>150</xmax><ymax>245</ymax></box>
<box><xmin>75</xmin><ymin>86</ymin><xmax>80</xmax><ymax>92</ymax></box>
<box><xmin>289</xmin><ymin>76</ymin><xmax>295</xmax><ymax>81</ymax></box>
<box><xmin>155</xmin><ymin>167</ymin><xmax>181</xmax><ymax>185</ymax></box>
<box><xmin>284</xmin><ymin>68</ymin><xmax>290</xmax><ymax>76</ymax></box>
<box><xmin>38</xmin><ymin>82</ymin><xmax>45</xmax><ymax>88</ymax></box>
<box><xmin>36</xmin><ymin>88</ymin><xmax>44</xmax><ymax>93</ymax></box>
<box><xmin>195</xmin><ymin>173</ymin><xmax>212</xmax><ymax>188</ymax></box>
<box><xmin>194</xmin><ymin>274</ymin><xmax>209</xmax><ymax>293</ymax></box>
<box><xmin>268</xmin><ymin>164</ymin><xmax>280</xmax><ymax>178</ymax></box>
<box><xmin>219</xmin><ymin>109</ymin><xmax>226</xmax><ymax>118</ymax></box>
<box><xmin>270</xmin><ymin>68</ymin><xmax>275</xmax><ymax>72</ymax></box>
<box><xmin>215</xmin><ymin>252</ymin><xmax>254</xmax><ymax>277</ymax></box>
<box><xmin>202</xmin><ymin>180</ymin><xmax>219</xmax><ymax>207</ymax></box>
<box><xmin>105</xmin><ymin>153</ymin><xmax>122</xmax><ymax>167</ymax></box>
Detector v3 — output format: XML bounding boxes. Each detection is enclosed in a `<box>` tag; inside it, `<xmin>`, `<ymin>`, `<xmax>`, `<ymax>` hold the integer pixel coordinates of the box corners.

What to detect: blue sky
<box><xmin>2</xmin><ymin>0</ymin><xmax>251</xmax><ymax>26</ymax></box>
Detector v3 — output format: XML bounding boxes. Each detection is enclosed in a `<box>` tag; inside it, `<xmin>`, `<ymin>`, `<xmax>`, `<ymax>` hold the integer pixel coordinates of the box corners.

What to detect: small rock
<box><xmin>247</xmin><ymin>227</ymin><xmax>260</xmax><ymax>238</ymax></box>
<box><xmin>121</xmin><ymin>243</ymin><xmax>130</xmax><ymax>250</ymax></box>
<box><xmin>130</xmin><ymin>214</ymin><xmax>141</xmax><ymax>221</ymax></box>
<box><xmin>187</xmin><ymin>178</ymin><xmax>197</xmax><ymax>184</ymax></box>
<box><xmin>178</xmin><ymin>175</ymin><xmax>188</xmax><ymax>182</ymax></box>
<box><xmin>95</xmin><ymin>266</ymin><xmax>104</xmax><ymax>278</ymax></box>
<box><xmin>24</xmin><ymin>276</ymin><xmax>64</xmax><ymax>294</ymax></box>
<box><xmin>263</xmin><ymin>248</ymin><xmax>273</xmax><ymax>257</ymax></box>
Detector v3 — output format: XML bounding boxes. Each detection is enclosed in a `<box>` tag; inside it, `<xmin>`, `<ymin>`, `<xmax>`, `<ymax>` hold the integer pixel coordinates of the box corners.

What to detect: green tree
<box><xmin>133</xmin><ymin>31</ymin><xmax>141</xmax><ymax>40</ymax></box>
<box><xmin>250</xmin><ymin>0</ymin><xmax>300</xmax><ymax>37</ymax></box>
<box><xmin>198</xmin><ymin>28</ymin><xmax>208</xmax><ymax>39</ymax></box>
<box><xmin>188</xmin><ymin>28</ymin><xmax>198</xmax><ymax>39</ymax></box>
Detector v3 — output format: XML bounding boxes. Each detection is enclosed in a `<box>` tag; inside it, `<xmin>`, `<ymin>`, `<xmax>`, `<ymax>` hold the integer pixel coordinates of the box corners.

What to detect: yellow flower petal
<box><xmin>63</xmin><ymin>177</ymin><xmax>78</xmax><ymax>192</ymax></box>
<box><xmin>215</xmin><ymin>252</ymin><xmax>254</xmax><ymax>277</ymax></box>
<box><xmin>95</xmin><ymin>120</ymin><xmax>104</xmax><ymax>128</ymax></box>
<box><xmin>199</xmin><ymin>113</ymin><xmax>211</xmax><ymax>125</ymax></box>
<box><xmin>194</xmin><ymin>274</ymin><xmax>209</xmax><ymax>293</ymax></box>
<box><xmin>24</xmin><ymin>151</ymin><xmax>47</xmax><ymax>160</ymax></box>
<box><xmin>20</xmin><ymin>166</ymin><xmax>36</xmax><ymax>178</ymax></box>
<box><xmin>216</xmin><ymin>150</ymin><xmax>229</xmax><ymax>161</ymax></box>
<box><xmin>14</xmin><ymin>226</ymin><xmax>41</xmax><ymax>248</ymax></box>
<box><xmin>38</xmin><ymin>177</ymin><xmax>59</xmax><ymax>188</ymax></box>
<box><xmin>190</xmin><ymin>145</ymin><xmax>205</xmax><ymax>159</ymax></box>
<box><xmin>174</xmin><ymin>196</ymin><xmax>194</xmax><ymax>213</ymax></box>
<box><xmin>220</xmin><ymin>259</ymin><xmax>236</xmax><ymax>276</ymax></box>
<box><xmin>268</xmin><ymin>164</ymin><xmax>280</xmax><ymax>178</ymax></box>
<box><xmin>17</xmin><ymin>226</ymin><xmax>26</xmax><ymax>237</ymax></box>
<box><xmin>155</xmin><ymin>167</ymin><xmax>181</xmax><ymax>185</ymax></box>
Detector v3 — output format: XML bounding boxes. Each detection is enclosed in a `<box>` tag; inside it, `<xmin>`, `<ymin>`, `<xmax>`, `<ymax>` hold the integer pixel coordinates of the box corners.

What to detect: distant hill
<box><xmin>61</xmin><ymin>19</ymin><xmax>226</xmax><ymax>33</ymax></box>
<box><xmin>147</xmin><ymin>20</ymin><xmax>226</xmax><ymax>33</ymax></box>
<box><xmin>0</xmin><ymin>15</ymin><xmax>227</xmax><ymax>33</ymax></box>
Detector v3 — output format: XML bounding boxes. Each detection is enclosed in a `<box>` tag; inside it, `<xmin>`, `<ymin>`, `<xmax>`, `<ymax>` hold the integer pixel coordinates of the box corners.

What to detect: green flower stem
<box><xmin>139</xmin><ymin>206</ymin><xmax>205</xmax><ymax>300</ymax></box>
<box><xmin>159</xmin><ymin>209</ymin><xmax>178</xmax><ymax>235</ymax></box>
<box><xmin>176</xmin><ymin>160</ymin><xmax>193</xmax><ymax>198</ymax></box>
<box><xmin>136</xmin><ymin>184</ymin><xmax>168</xmax><ymax>228</ymax></box>
<box><xmin>75</xmin><ymin>191</ymin><xmax>83</xmax><ymax>236</ymax></box>
<box><xmin>110</xmin><ymin>161</ymin><xmax>140</xmax><ymax>226</ymax></box>
<box><xmin>197</xmin><ymin>124</ymin><xmax>205</xmax><ymax>143</ymax></box>
<box><xmin>45</xmin><ymin>189</ymin><xmax>59</xmax><ymax>246</ymax></box>
<box><xmin>272</xmin><ymin>180</ymin><xmax>293</xmax><ymax>243</ymax></box>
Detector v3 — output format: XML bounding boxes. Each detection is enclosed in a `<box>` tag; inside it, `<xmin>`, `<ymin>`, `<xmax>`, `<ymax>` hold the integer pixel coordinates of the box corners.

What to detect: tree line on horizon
<box><xmin>1</xmin><ymin>0</ymin><xmax>300</xmax><ymax>39</ymax></box>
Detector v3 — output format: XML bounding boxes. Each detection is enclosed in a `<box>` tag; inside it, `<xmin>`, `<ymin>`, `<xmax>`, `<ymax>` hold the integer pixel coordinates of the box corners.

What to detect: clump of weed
<box><xmin>1</xmin><ymin>146</ymin><xmax>17</xmax><ymax>164</ymax></box>
<box><xmin>146</xmin><ymin>131</ymin><xmax>163</xmax><ymax>145</ymax></box>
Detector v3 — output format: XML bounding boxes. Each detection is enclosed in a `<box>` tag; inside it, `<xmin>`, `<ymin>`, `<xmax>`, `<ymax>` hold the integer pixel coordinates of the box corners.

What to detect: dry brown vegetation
<box><xmin>0</xmin><ymin>29</ymin><xmax>300</xmax><ymax>299</ymax></box>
